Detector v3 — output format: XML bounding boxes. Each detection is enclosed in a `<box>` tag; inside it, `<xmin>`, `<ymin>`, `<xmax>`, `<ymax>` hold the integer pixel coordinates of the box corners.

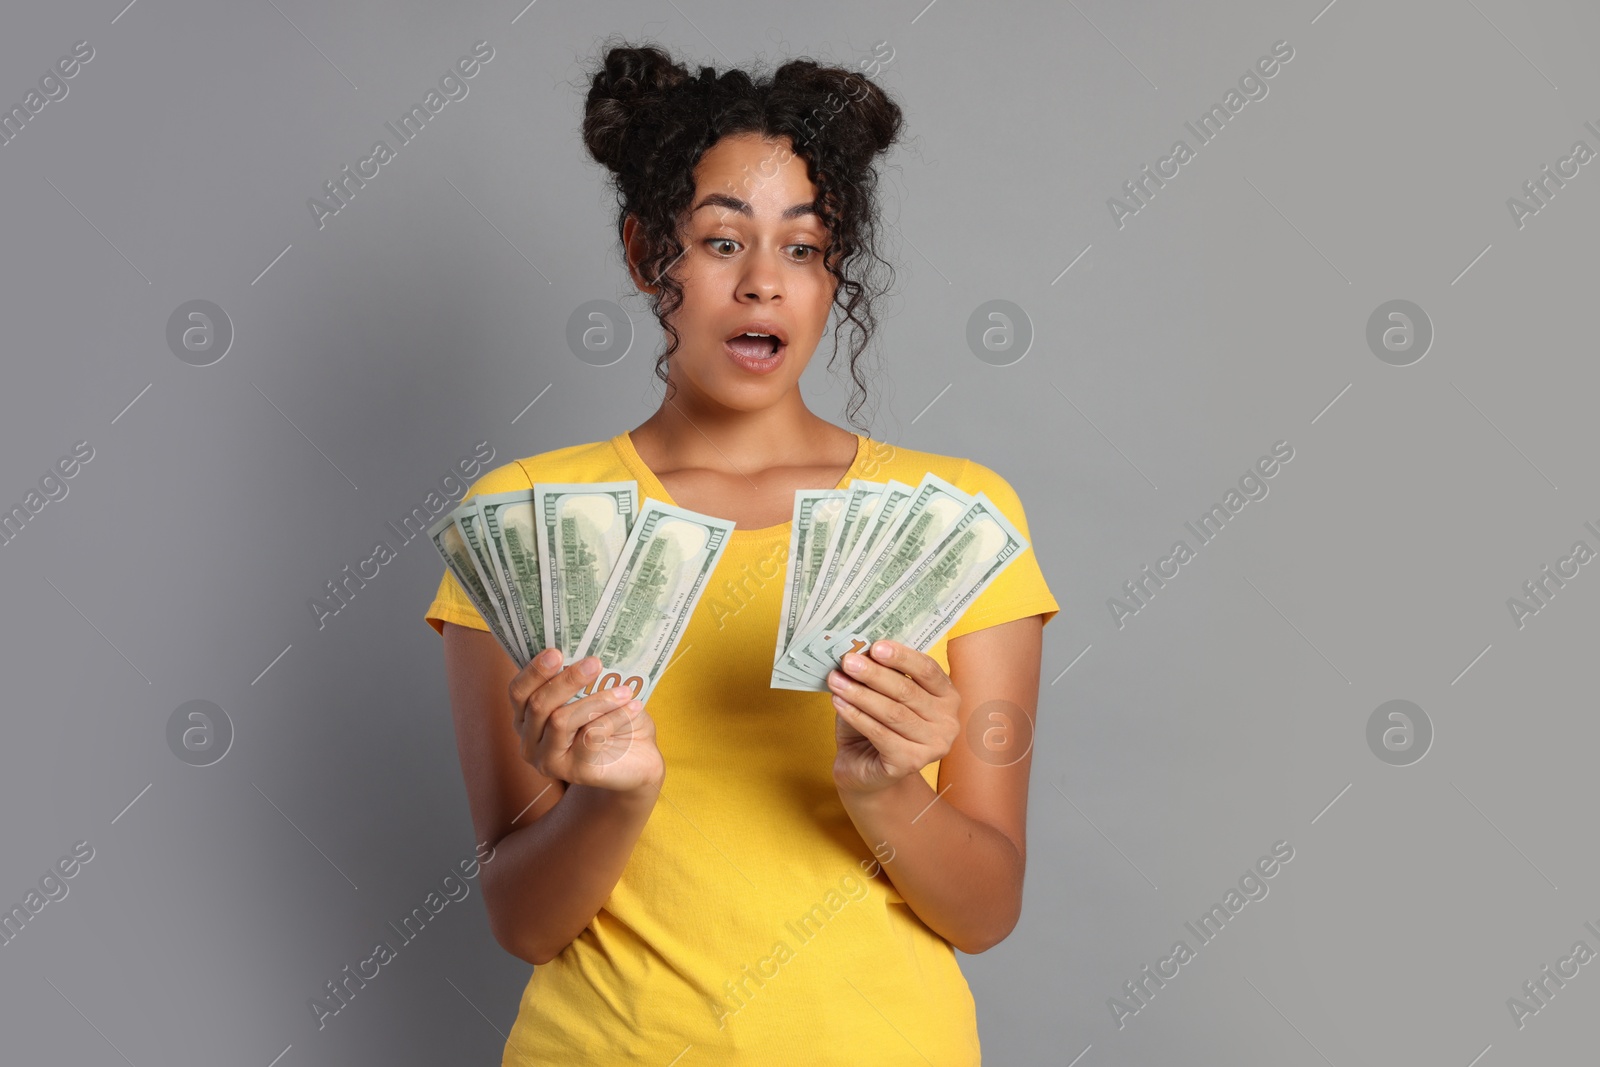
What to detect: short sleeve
<box><xmin>422</xmin><ymin>460</ymin><xmax>533</xmax><ymax>637</ymax></box>
<box><xmin>943</xmin><ymin>458</ymin><xmax>1060</xmax><ymax>640</ymax></box>
<box><xmin>425</xmin><ymin>567</ymin><xmax>490</xmax><ymax>636</ymax></box>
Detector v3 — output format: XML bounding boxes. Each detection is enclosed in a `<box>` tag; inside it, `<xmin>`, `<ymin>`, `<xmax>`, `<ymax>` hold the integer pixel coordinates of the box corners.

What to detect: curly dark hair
<box><xmin>581</xmin><ymin>39</ymin><xmax>904</xmax><ymax>433</ymax></box>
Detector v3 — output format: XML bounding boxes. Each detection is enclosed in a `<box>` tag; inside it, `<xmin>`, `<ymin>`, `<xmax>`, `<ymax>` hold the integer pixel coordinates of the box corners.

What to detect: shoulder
<box><xmin>952</xmin><ymin>456</ymin><xmax>1035</xmax><ymax>538</ymax></box>
<box><xmin>461</xmin><ymin>437</ymin><xmax>622</xmax><ymax>500</ymax></box>
<box><xmin>866</xmin><ymin>438</ymin><xmax>1036</xmax><ymax>535</ymax></box>
<box><xmin>860</xmin><ymin>438</ymin><xmax>965</xmax><ymax>484</ymax></box>
<box><xmin>864</xmin><ymin>438</ymin><xmax>1020</xmax><ymax>500</ymax></box>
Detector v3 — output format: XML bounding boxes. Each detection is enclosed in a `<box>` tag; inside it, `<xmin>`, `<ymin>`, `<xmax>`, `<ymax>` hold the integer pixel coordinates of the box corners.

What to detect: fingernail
<box><xmin>581</xmin><ymin>658</ymin><xmax>600</xmax><ymax>677</ymax></box>
<box><xmin>842</xmin><ymin>653</ymin><xmax>863</xmax><ymax>671</ymax></box>
<box><xmin>539</xmin><ymin>649</ymin><xmax>560</xmax><ymax>668</ymax></box>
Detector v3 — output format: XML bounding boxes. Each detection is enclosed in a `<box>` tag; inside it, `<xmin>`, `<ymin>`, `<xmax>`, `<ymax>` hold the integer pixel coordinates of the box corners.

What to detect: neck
<box><xmin>630</xmin><ymin>386</ymin><xmax>850</xmax><ymax>476</ymax></box>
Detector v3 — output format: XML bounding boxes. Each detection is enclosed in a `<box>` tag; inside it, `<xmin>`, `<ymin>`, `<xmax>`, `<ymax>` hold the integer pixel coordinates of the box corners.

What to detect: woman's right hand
<box><xmin>508</xmin><ymin>648</ymin><xmax>664</xmax><ymax>794</ymax></box>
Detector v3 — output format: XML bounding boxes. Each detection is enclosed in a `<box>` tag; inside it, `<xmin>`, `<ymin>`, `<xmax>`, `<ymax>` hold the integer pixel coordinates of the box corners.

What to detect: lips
<box><xmin>722</xmin><ymin>333</ymin><xmax>788</xmax><ymax>375</ymax></box>
<box><xmin>724</xmin><ymin>321</ymin><xmax>789</xmax><ymax>355</ymax></box>
<box><xmin>726</xmin><ymin>334</ymin><xmax>781</xmax><ymax>358</ymax></box>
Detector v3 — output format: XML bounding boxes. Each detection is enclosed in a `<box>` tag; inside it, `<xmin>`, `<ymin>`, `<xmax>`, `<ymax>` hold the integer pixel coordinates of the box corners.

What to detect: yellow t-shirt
<box><xmin>424</xmin><ymin>430</ymin><xmax>1060</xmax><ymax>1065</ymax></box>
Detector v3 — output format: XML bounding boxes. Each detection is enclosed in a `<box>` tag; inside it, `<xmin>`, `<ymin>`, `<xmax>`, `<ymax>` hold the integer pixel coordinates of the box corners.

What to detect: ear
<box><xmin>622</xmin><ymin>214</ymin><xmax>661</xmax><ymax>295</ymax></box>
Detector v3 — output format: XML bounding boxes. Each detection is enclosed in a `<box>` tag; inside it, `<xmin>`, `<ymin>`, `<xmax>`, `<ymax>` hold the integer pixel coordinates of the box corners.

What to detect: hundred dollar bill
<box><xmin>455</xmin><ymin>504</ymin><xmax>529</xmax><ymax>664</ymax></box>
<box><xmin>779</xmin><ymin>472</ymin><xmax>973</xmax><ymax>682</ymax></box>
<box><xmin>794</xmin><ymin>479</ymin><xmax>918</xmax><ymax>638</ymax></box>
<box><xmin>772</xmin><ymin>489</ymin><xmax>852</xmax><ymax>677</ymax></box>
<box><xmin>475</xmin><ymin>489</ymin><xmax>546</xmax><ymax>660</ymax></box>
<box><xmin>771</xmin><ymin>479</ymin><xmax>917</xmax><ymax>689</ymax></box>
<box><xmin>428</xmin><ymin>509</ymin><xmax>528</xmax><ymax>666</ymax></box>
<box><xmin>770</xmin><ymin>482</ymin><xmax>897</xmax><ymax>689</ymax></box>
<box><xmin>568</xmin><ymin>499</ymin><xmax>735</xmax><ymax>706</ymax></box>
<box><xmin>771</xmin><ymin>662</ymin><xmax>826</xmax><ymax>691</ymax></box>
<box><xmin>791</xmin><ymin>483</ymin><xmax>883</xmax><ymax>636</ymax></box>
<box><xmin>534</xmin><ymin>481</ymin><xmax>640</xmax><ymax>663</ymax></box>
<box><xmin>809</xmin><ymin>491</ymin><xmax>1031</xmax><ymax>679</ymax></box>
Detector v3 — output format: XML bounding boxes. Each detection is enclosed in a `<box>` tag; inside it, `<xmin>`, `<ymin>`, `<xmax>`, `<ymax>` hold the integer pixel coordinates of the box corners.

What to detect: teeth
<box><xmin>732</xmin><ymin>331</ymin><xmax>781</xmax><ymax>355</ymax></box>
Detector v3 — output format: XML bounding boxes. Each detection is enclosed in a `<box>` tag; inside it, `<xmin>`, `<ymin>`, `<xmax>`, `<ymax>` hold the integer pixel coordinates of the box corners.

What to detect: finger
<box><xmin>511</xmin><ymin>654</ymin><xmax>564</xmax><ymax>757</ymax></box>
<box><xmin>829</xmin><ymin>668</ymin><xmax>925</xmax><ymax>740</ymax></box>
<box><xmin>834</xmin><ymin>705</ymin><xmax>866</xmax><ymax>743</ymax></box>
<box><xmin>508</xmin><ymin>647</ymin><xmax>565</xmax><ymax>710</ymax></box>
<box><xmin>528</xmin><ymin>655</ymin><xmax>607</xmax><ymax>735</ymax></box>
<box><xmin>518</xmin><ymin>655</ymin><xmax>596</xmax><ymax>767</ymax></box>
<box><xmin>867</xmin><ymin>639</ymin><xmax>955</xmax><ymax>700</ymax></box>
<box><xmin>573</xmin><ymin>701</ymin><xmax>639</xmax><ymax>758</ymax></box>
<box><xmin>542</xmin><ymin>684</ymin><xmax>638</xmax><ymax>758</ymax></box>
<box><xmin>831</xmin><ymin>694</ymin><xmax>902</xmax><ymax>754</ymax></box>
<box><xmin>836</xmin><ymin>649</ymin><xmax>925</xmax><ymax>714</ymax></box>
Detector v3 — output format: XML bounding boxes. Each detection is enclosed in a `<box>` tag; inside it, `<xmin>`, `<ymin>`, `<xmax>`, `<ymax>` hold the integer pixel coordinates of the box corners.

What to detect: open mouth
<box><xmin>724</xmin><ymin>332</ymin><xmax>783</xmax><ymax>359</ymax></box>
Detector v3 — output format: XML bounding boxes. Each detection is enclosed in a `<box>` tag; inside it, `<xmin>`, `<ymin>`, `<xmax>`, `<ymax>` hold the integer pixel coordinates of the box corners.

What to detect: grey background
<box><xmin>2</xmin><ymin>0</ymin><xmax>1596</xmax><ymax>1063</ymax></box>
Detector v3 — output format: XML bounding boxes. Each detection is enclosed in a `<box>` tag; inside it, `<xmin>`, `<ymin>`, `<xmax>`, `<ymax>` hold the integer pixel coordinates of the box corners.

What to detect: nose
<box><xmin>737</xmin><ymin>243</ymin><xmax>784</xmax><ymax>304</ymax></box>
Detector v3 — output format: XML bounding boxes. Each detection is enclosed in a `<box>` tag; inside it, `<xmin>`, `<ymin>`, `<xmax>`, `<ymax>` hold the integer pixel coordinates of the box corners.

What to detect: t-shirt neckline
<box><xmin>610</xmin><ymin>429</ymin><xmax>871</xmax><ymax>540</ymax></box>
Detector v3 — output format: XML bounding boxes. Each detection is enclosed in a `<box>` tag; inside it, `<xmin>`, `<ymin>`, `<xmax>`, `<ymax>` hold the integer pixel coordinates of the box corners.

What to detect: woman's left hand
<box><xmin>828</xmin><ymin>639</ymin><xmax>962</xmax><ymax>797</ymax></box>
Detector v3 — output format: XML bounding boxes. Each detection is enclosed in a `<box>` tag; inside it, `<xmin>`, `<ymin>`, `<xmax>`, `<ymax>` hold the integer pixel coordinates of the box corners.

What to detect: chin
<box><xmin>682</xmin><ymin>347</ymin><xmax>805</xmax><ymax>399</ymax></box>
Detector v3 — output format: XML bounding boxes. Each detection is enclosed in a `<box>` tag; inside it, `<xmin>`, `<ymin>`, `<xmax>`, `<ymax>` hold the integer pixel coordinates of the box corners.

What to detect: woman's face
<box><xmin>626</xmin><ymin>132</ymin><xmax>837</xmax><ymax>413</ymax></box>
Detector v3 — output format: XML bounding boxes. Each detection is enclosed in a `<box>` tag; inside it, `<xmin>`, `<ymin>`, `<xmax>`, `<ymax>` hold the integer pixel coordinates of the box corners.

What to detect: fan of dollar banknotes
<box><xmin>429</xmin><ymin>470</ymin><xmax>1029</xmax><ymax>703</ymax></box>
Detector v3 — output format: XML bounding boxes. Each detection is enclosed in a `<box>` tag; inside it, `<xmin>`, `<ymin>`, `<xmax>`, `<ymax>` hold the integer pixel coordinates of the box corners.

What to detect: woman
<box><xmin>425</xmin><ymin>41</ymin><xmax>1059</xmax><ymax>1064</ymax></box>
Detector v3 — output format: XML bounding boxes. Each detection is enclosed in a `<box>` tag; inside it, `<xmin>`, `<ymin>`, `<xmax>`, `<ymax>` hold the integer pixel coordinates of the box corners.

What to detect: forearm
<box><xmin>483</xmin><ymin>778</ymin><xmax>661</xmax><ymax>965</ymax></box>
<box><xmin>838</xmin><ymin>772</ymin><xmax>1023</xmax><ymax>954</ymax></box>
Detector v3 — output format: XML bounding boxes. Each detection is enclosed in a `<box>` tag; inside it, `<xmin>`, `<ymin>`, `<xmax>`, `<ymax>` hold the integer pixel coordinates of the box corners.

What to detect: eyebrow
<box><xmin>691</xmin><ymin>193</ymin><xmax>818</xmax><ymax>220</ymax></box>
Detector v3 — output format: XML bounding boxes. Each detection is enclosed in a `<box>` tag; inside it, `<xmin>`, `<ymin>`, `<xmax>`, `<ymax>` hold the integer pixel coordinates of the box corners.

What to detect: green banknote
<box><xmin>428</xmin><ymin>508</ymin><xmax>528</xmax><ymax>666</ymax></box>
<box><xmin>569</xmin><ymin>499</ymin><xmax>735</xmax><ymax>706</ymax></box>
<box><xmin>475</xmin><ymin>489</ymin><xmax>546</xmax><ymax>662</ymax></box>
<box><xmin>775</xmin><ymin>472</ymin><xmax>972</xmax><ymax>685</ymax></box>
<box><xmin>533</xmin><ymin>481</ymin><xmax>639</xmax><ymax>663</ymax></box>
<box><xmin>813</xmin><ymin>491</ymin><xmax>1030</xmax><ymax>673</ymax></box>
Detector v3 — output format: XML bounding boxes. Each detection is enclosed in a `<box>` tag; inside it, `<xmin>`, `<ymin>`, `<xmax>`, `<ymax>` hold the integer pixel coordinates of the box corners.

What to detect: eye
<box><xmin>703</xmin><ymin>238</ymin><xmax>824</xmax><ymax>261</ymax></box>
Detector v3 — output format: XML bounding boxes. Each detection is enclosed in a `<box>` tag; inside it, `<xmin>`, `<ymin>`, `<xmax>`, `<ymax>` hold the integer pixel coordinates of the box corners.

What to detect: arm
<box><xmin>828</xmin><ymin>614</ymin><xmax>1044</xmax><ymax>954</ymax></box>
<box><xmin>442</xmin><ymin>622</ymin><xmax>664</xmax><ymax>965</ymax></box>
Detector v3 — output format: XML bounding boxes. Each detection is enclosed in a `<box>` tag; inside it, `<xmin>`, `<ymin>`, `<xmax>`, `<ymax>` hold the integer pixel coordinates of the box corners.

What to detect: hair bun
<box><xmin>771</xmin><ymin>58</ymin><xmax>901</xmax><ymax>160</ymax></box>
<box><xmin>583</xmin><ymin>45</ymin><xmax>691</xmax><ymax>174</ymax></box>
